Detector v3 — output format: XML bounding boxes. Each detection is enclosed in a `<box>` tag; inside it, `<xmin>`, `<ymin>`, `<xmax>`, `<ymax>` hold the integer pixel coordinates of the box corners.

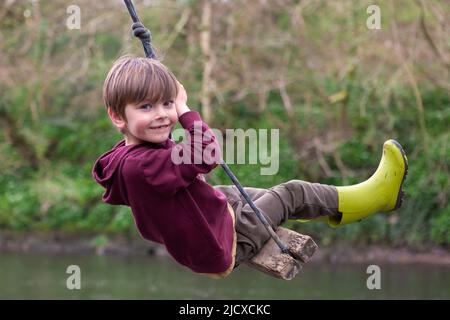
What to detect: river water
<box><xmin>0</xmin><ymin>252</ymin><xmax>448</xmax><ymax>299</ymax></box>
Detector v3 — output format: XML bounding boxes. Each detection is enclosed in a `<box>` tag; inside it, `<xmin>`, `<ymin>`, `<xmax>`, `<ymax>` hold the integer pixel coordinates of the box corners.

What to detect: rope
<box><xmin>123</xmin><ymin>0</ymin><xmax>293</xmax><ymax>259</ymax></box>
<box><xmin>124</xmin><ymin>0</ymin><xmax>156</xmax><ymax>59</ymax></box>
<box><xmin>132</xmin><ymin>22</ymin><xmax>156</xmax><ymax>59</ymax></box>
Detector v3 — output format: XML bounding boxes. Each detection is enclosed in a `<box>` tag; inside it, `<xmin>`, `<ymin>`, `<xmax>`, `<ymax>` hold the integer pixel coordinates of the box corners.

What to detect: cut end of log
<box><xmin>246</xmin><ymin>227</ymin><xmax>318</xmax><ymax>280</ymax></box>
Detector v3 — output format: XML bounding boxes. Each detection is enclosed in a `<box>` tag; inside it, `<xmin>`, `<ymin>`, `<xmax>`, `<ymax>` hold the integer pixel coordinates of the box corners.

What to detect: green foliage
<box><xmin>1</xmin><ymin>74</ymin><xmax>448</xmax><ymax>246</ymax></box>
<box><xmin>90</xmin><ymin>234</ymin><xmax>109</xmax><ymax>249</ymax></box>
<box><xmin>0</xmin><ymin>0</ymin><xmax>448</xmax><ymax>248</ymax></box>
<box><xmin>431</xmin><ymin>208</ymin><xmax>450</xmax><ymax>245</ymax></box>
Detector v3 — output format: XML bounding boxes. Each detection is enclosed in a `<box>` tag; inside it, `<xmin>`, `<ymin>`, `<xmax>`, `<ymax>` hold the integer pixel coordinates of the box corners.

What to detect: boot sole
<box><xmin>390</xmin><ymin>139</ymin><xmax>409</xmax><ymax>210</ymax></box>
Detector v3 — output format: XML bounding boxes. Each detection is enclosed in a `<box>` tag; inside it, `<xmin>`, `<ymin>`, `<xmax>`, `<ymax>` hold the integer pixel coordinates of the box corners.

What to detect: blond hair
<box><xmin>103</xmin><ymin>55</ymin><xmax>178</xmax><ymax>120</ymax></box>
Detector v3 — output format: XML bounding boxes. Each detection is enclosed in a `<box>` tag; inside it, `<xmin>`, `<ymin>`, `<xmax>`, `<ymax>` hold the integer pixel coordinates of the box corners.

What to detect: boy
<box><xmin>92</xmin><ymin>56</ymin><xmax>408</xmax><ymax>278</ymax></box>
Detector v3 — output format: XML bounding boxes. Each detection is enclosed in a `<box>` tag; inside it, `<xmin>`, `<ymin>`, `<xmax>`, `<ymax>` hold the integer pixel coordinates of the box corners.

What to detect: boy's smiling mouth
<box><xmin>149</xmin><ymin>124</ymin><xmax>170</xmax><ymax>130</ymax></box>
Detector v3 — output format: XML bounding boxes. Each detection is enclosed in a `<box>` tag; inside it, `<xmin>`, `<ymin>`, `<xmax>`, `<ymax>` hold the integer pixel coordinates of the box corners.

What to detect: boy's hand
<box><xmin>176</xmin><ymin>82</ymin><xmax>190</xmax><ymax>116</ymax></box>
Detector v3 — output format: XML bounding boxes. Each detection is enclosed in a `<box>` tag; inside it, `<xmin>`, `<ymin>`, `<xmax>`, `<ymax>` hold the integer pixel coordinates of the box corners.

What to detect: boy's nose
<box><xmin>154</xmin><ymin>106</ymin><xmax>169</xmax><ymax>119</ymax></box>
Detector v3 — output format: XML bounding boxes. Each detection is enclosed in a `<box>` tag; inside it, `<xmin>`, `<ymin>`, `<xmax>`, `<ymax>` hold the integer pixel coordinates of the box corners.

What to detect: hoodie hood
<box><xmin>92</xmin><ymin>140</ymin><xmax>132</xmax><ymax>205</ymax></box>
<box><xmin>93</xmin><ymin>139</ymin><xmax>172</xmax><ymax>205</ymax></box>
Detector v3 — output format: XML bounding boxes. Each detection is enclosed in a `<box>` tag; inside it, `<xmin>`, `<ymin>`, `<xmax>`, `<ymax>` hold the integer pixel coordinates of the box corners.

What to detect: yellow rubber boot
<box><xmin>328</xmin><ymin>139</ymin><xmax>408</xmax><ymax>227</ymax></box>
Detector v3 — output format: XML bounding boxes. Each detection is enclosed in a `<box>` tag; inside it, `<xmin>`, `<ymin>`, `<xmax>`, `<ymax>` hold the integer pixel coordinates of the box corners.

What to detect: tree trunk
<box><xmin>200</xmin><ymin>0</ymin><xmax>213</xmax><ymax>123</ymax></box>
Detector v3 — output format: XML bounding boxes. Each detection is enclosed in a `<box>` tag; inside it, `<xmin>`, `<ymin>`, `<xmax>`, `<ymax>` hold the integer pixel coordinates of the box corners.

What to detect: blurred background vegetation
<box><xmin>0</xmin><ymin>0</ymin><xmax>448</xmax><ymax>248</ymax></box>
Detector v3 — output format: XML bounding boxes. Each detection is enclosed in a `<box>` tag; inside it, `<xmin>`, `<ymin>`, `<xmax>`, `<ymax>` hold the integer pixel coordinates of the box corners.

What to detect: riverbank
<box><xmin>1</xmin><ymin>231</ymin><xmax>449</xmax><ymax>266</ymax></box>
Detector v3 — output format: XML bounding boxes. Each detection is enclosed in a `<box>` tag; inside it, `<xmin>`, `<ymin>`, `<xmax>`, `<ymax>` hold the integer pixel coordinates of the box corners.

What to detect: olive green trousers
<box><xmin>214</xmin><ymin>180</ymin><xmax>339</xmax><ymax>267</ymax></box>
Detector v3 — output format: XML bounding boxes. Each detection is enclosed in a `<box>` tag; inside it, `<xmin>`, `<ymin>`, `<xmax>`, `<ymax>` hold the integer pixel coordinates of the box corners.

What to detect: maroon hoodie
<box><xmin>92</xmin><ymin>111</ymin><xmax>236</xmax><ymax>275</ymax></box>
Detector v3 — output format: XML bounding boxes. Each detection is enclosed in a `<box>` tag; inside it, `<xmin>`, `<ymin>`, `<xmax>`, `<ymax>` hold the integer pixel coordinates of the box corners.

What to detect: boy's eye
<box><xmin>140</xmin><ymin>104</ymin><xmax>152</xmax><ymax>110</ymax></box>
<box><xmin>163</xmin><ymin>100</ymin><xmax>174</xmax><ymax>107</ymax></box>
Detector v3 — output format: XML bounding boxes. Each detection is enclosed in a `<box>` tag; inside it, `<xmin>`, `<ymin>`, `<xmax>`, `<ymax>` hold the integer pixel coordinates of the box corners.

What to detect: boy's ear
<box><xmin>107</xmin><ymin>108</ymin><xmax>126</xmax><ymax>131</ymax></box>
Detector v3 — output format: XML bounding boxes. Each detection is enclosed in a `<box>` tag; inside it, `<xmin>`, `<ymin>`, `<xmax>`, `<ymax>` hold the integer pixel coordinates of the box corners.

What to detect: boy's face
<box><xmin>109</xmin><ymin>100</ymin><xmax>178</xmax><ymax>145</ymax></box>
